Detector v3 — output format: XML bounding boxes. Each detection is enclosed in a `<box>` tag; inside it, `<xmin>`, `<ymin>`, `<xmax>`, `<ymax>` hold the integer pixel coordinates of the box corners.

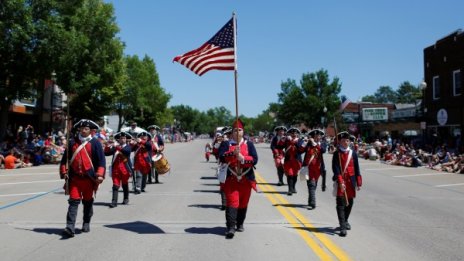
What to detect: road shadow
<box><xmin>201</xmin><ymin>183</ymin><xmax>219</xmax><ymax>186</ymax></box>
<box><xmin>93</xmin><ymin>201</ymin><xmax>112</xmax><ymax>207</ymax></box>
<box><xmin>200</xmin><ymin>176</ymin><xmax>217</xmax><ymax>180</ymax></box>
<box><xmin>273</xmin><ymin>203</ymin><xmax>309</xmax><ymax>209</ymax></box>
<box><xmin>193</xmin><ymin>189</ymin><xmax>220</xmax><ymax>194</ymax></box>
<box><xmin>17</xmin><ymin>227</ymin><xmax>78</xmax><ymax>240</ymax></box>
<box><xmin>260</xmin><ymin>191</ymin><xmax>288</xmax><ymax>195</ymax></box>
<box><xmin>256</xmin><ymin>182</ymin><xmax>277</xmax><ymax>186</ymax></box>
<box><xmin>188</xmin><ymin>204</ymin><xmax>222</xmax><ymax>209</ymax></box>
<box><xmin>105</xmin><ymin>221</ymin><xmax>164</xmax><ymax>234</ymax></box>
<box><xmin>294</xmin><ymin>226</ymin><xmax>338</xmax><ymax>236</ymax></box>
<box><xmin>184</xmin><ymin>226</ymin><xmax>224</xmax><ymax>236</ymax></box>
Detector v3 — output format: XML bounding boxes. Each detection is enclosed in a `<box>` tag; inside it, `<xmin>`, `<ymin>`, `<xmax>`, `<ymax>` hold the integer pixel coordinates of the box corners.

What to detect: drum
<box><xmin>152</xmin><ymin>154</ymin><xmax>170</xmax><ymax>175</ymax></box>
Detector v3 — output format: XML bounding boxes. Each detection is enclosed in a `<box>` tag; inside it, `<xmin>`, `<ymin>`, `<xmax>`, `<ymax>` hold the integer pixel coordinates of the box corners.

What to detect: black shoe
<box><xmin>154</xmin><ymin>180</ymin><xmax>160</xmax><ymax>184</ymax></box>
<box><xmin>321</xmin><ymin>185</ymin><xmax>326</xmax><ymax>192</ymax></box>
<box><xmin>141</xmin><ymin>189</ymin><xmax>146</xmax><ymax>192</ymax></box>
<box><xmin>62</xmin><ymin>227</ymin><xmax>75</xmax><ymax>238</ymax></box>
<box><xmin>339</xmin><ymin>229</ymin><xmax>347</xmax><ymax>237</ymax></box>
<box><xmin>122</xmin><ymin>199</ymin><xmax>129</xmax><ymax>205</ymax></box>
<box><xmin>287</xmin><ymin>191</ymin><xmax>292</xmax><ymax>196</ymax></box>
<box><xmin>277</xmin><ymin>181</ymin><xmax>283</xmax><ymax>186</ymax></box>
<box><xmin>225</xmin><ymin>228</ymin><xmax>235</xmax><ymax>239</ymax></box>
<box><xmin>236</xmin><ymin>225</ymin><xmax>244</xmax><ymax>232</ymax></box>
<box><xmin>220</xmin><ymin>205</ymin><xmax>226</xmax><ymax>211</ymax></box>
<box><xmin>109</xmin><ymin>202</ymin><xmax>117</xmax><ymax>208</ymax></box>
<box><xmin>345</xmin><ymin>222</ymin><xmax>351</xmax><ymax>230</ymax></box>
<box><xmin>309</xmin><ymin>204</ymin><xmax>316</xmax><ymax>209</ymax></box>
<box><xmin>134</xmin><ymin>190</ymin><xmax>141</xmax><ymax>194</ymax></box>
<box><xmin>82</xmin><ymin>223</ymin><xmax>90</xmax><ymax>233</ymax></box>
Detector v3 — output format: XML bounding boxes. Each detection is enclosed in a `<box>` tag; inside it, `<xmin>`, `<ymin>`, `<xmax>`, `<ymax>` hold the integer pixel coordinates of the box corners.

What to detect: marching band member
<box><xmin>332</xmin><ymin>131</ymin><xmax>362</xmax><ymax>237</ymax></box>
<box><xmin>301</xmin><ymin>129</ymin><xmax>326</xmax><ymax>209</ymax></box>
<box><xmin>147</xmin><ymin>125</ymin><xmax>165</xmax><ymax>184</ymax></box>
<box><xmin>218</xmin><ymin>126</ymin><xmax>232</xmax><ymax>211</ymax></box>
<box><xmin>270</xmin><ymin>126</ymin><xmax>287</xmax><ymax>186</ymax></box>
<box><xmin>104</xmin><ymin>131</ymin><xmax>134</xmax><ymax>208</ymax></box>
<box><xmin>60</xmin><ymin>119</ymin><xmax>106</xmax><ymax>237</ymax></box>
<box><xmin>283</xmin><ymin>127</ymin><xmax>305</xmax><ymax>196</ymax></box>
<box><xmin>219</xmin><ymin>119</ymin><xmax>258</xmax><ymax>239</ymax></box>
<box><xmin>205</xmin><ymin>142</ymin><xmax>212</xmax><ymax>162</ymax></box>
<box><xmin>133</xmin><ymin>131</ymin><xmax>153</xmax><ymax>194</ymax></box>
<box><xmin>212</xmin><ymin>133</ymin><xmax>223</xmax><ymax>162</ymax></box>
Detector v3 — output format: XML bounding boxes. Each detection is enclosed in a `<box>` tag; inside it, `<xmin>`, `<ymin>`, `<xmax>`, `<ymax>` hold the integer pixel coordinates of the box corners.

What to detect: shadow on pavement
<box><xmin>188</xmin><ymin>204</ymin><xmax>221</xmax><ymax>209</ymax></box>
<box><xmin>105</xmin><ymin>221</ymin><xmax>164</xmax><ymax>234</ymax></box>
<box><xmin>193</xmin><ymin>189</ymin><xmax>220</xmax><ymax>194</ymax></box>
<box><xmin>273</xmin><ymin>203</ymin><xmax>308</xmax><ymax>209</ymax></box>
<box><xmin>184</xmin><ymin>226</ymin><xmax>224</xmax><ymax>236</ymax></box>
<box><xmin>294</xmin><ymin>226</ymin><xmax>338</xmax><ymax>236</ymax></box>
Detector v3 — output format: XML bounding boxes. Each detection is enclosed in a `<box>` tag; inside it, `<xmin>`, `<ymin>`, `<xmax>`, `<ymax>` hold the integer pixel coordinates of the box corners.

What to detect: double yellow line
<box><xmin>255</xmin><ymin>172</ymin><xmax>352</xmax><ymax>261</ymax></box>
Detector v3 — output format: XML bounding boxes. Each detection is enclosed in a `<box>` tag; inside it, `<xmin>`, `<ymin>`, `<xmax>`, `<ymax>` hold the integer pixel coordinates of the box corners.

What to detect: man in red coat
<box><xmin>302</xmin><ymin>129</ymin><xmax>326</xmax><ymax>209</ymax></box>
<box><xmin>133</xmin><ymin>131</ymin><xmax>153</xmax><ymax>194</ymax></box>
<box><xmin>283</xmin><ymin>127</ymin><xmax>305</xmax><ymax>195</ymax></box>
<box><xmin>270</xmin><ymin>126</ymin><xmax>287</xmax><ymax>186</ymax></box>
<box><xmin>60</xmin><ymin>119</ymin><xmax>106</xmax><ymax>237</ymax></box>
<box><xmin>219</xmin><ymin>119</ymin><xmax>258</xmax><ymax>239</ymax></box>
<box><xmin>332</xmin><ymin>131</ymin><xmax>362</xmax><ymax>237</ymax></box>
<box><xmin>104</xmin><ymin>131</ymin><xmax>134</xmax><ymax>208</ymax></box>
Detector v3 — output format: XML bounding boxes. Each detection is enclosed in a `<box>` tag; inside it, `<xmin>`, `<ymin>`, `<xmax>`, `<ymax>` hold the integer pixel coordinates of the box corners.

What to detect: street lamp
<box><xmin>321</xmin><ymin>106</ymin><xmax>327</xmax><ymax>128</ymax></box>
<box><xmin>420</xmin><ymin>81</ymin><xmax>427</xmax><ymax>146</ymax></box>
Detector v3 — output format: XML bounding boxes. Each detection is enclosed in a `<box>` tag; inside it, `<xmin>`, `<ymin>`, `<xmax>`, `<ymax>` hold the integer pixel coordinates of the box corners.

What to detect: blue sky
<box><xmin>107</xmin><ymin>0</ymin><xmax>464</xmax><ymax>117</ymax></box>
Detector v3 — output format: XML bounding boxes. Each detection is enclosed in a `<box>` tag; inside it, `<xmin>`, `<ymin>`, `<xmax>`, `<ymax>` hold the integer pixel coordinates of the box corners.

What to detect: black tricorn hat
<box><xmin>147</xmin><ymin>125</ymin><xmax>160</xmax><ymax>131</ymax></box>
<box><xmin>114</xmin><ymin>131</ymin><xmax>132</xmax><ymax>139</ymax></box>
<box><xmin>274</xmin><ymin>126</ymin><xmax>287</xmax><ymax>132</ymax></box>
<box><xmin>222</xmin><ymin>126</ymin><xmax>232</xmax><ymax>135</ymax></box>
<box><xmin>308</xmin><ymin>129</ymin><xmax>325</xmax><ymax>137</ymax></box>
<box><xmin>287</xmin><ymin>127</ymin><xmax>301</xmax><ymax>135</ymax></box>
<box><xmin>137</xmin><ymin>131</ymin><xmax>152</xmax><ymax>139</ymax></box>
<box><xmin>337</xmin><ymin>131</ymin><xmax>351</xmax><ymax>140</ymax></box>
<box><xmin>73</xmin><ymin>119</ymin><xmax>99</xmax><ymax>130</ymax></box>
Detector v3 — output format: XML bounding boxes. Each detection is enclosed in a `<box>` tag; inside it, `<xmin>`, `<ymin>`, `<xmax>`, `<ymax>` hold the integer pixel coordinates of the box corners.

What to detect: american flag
<box><xmin>173</xmin><ymin>18</ymin><xmax>235</xmax><ymax>76</ymax></box>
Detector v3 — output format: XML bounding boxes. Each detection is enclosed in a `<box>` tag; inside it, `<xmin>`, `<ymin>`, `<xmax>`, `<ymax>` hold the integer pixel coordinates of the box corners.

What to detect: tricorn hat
<box><xmin>137</xmin><ymin>131</ymin><xmax>152</xmax><ymax>139</ymax></box>
<box><xmin>147</xmin><ymin>125</ymin><xmax>160</xmax><ymax>131</ymax></box>
<box><xmin>308</xmin><ymin>129</ymin><xmax>325</xmax><ymax>137</ymax></box>
<box><xmin>114</xmin><ymin>131</ymin><xmax>132</xmax><ymax>139</ymax></box>
<box><xmin>274</xmin><ymin>126</ymin><xmax>287</xmax><ymax>132</ymax></box>
<box><xmin>287</xmin><ymin>127</ymin><xmax>301</xmax><ymax>135</ymax></box>
<box><xmin>73</xmin><ymin>119</ymin><xmax>99</xmax><ymax>130</ymax></box>
<box><xmin>337</xmin><ymin>131</ymin><xmax>351</xmax><ymax>140</ymax></box>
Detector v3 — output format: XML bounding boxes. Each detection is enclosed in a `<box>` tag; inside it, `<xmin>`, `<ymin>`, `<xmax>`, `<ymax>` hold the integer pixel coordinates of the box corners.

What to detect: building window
<box><xmin>453</xmin><ymin>70</ymin><xmax>461</xmax><ymax>96</ymax></box>
<box><xmin>433</xmin><ymin>76</ymin><xmax>440</xmax><ymax>100</ymax></box>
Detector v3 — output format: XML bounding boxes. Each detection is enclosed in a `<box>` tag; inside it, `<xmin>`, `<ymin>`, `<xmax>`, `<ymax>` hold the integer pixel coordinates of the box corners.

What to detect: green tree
<box><xmin>396</xmin><ymin>81</ymin><xmax>421</xmax><ymax>103</ymax></box>
<box><xmin>274</xmin><ymin>69</ymin><xmax>341</xmax><ymax>128</ymax></box>
<box><xmin>116</xmin><ymin>55</ymin><xmax>171</xmax><ymax>130</ymax></box>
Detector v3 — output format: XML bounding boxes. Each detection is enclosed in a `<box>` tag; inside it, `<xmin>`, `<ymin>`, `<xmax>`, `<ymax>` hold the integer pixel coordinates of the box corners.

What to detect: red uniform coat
<box><xmin>332</xmin><ymin>148</ymin><xmax>362</xmax><ymax>198</ymax></box>
<box><xmin>302</xmin><ymin>142</ymin><xmax>323</xmax><ymax>181</ymax></box>
<box><xmin>283</xmin><ymin>137</ymin><xmax>304</xmax><ymax>176</ymax></box>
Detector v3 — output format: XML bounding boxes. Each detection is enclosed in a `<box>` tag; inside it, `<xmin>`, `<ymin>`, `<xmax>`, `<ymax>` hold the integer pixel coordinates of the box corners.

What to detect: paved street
<box><xmin>1</xmin><ymin>139</ymin><xmax>464</xmax><ymax>261</ymax></box>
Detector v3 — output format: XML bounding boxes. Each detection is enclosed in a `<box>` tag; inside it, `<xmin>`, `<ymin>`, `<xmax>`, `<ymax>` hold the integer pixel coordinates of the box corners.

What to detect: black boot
<box><xmin>287</xmin><ymin>176</ymin><xmax>293</xmax><ymax>195</ymax></box>
<box><xmin>148</xmin><ymin>169</ymin><xmax>154</xmax><ymax>184</ymax></box>
<box><xmin>220</xmin><ymin>190</ymin><xmax>226</xmax><ymax>210</ymax></box>
<box><xmin>292</xmin><ymin>176</ymin><xmax>298</xmax><ymax>194</ymax></box>
<box><xmin>141</xmin><ymin>174</ymin><xmax>147</xmax><ymax>192</ymax></box>
<box><xmin>225</xmin><ymin>207</ymin><xmax>238</xmax><ymax>239</ymax></box>
<box><xmin>307</xmin><ymin>179</ymin><xmax>316</xmax><ymax>209</ymax></box>
<box><xmin>321</xmin><ymin>170</ymin><xmax>327</xmax><ymax>191</ymax></box>
<box><xmin>109</xmin><ymin>186</ymin><xmax>119</xmax><ymax>208</ymax></box>
<box><xmin>345</xmin><ymin>198</ymin><xmax>353</xmax><ymax>230</ymax></box>
<box><xmin>277</xmin><ymin>167</ymin><xmax>284</xmax><ymax>186</ymax></box>
<box><xmin>63</xmin><ymin>199</ymin><xmax>80</xmax><ymax>237</ymax></box>
<box><xmin>336</xmin><ymin>197</ymin><xmax>347</xmax><ymax>237</ymax></box>
<box><xmin>236</xmin><ymin>208</ymin><xmax>247</xmax><ymax>232</ymax></box>
<box><xmin>122</xmin><ymin>184</ymin><xmax>129</xmax><ymax>204</ymax></box>
<box><xmin>82</xmin><ymin>199</ymin><xmax>94</xmax><ymax>233</ymax></box>
<box><xmin>154</xmin><ymin>170</ymin><xmax>160</xmax><ymax>184</ymax></box>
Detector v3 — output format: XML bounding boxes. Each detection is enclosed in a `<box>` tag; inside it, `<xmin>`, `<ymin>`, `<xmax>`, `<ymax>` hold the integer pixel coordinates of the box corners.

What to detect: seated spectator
<box><xmin>4</xmin><ymin>150</ymin><xmax>30</xmax><ymax>169</ymax></box>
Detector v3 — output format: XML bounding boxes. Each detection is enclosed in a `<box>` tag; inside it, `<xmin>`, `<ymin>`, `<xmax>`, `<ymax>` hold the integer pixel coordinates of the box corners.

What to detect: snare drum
<box><xmin>152</xmin><ymin>154</ymin><xmax>170</xmax><ymax>175</ymax></box>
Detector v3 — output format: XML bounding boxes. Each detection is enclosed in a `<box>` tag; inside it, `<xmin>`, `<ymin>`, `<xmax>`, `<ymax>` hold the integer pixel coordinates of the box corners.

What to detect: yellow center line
<box><xmin>256</xmin><ymin>172</ymin><xmax>352</xmax><ymax>261</ymax></box>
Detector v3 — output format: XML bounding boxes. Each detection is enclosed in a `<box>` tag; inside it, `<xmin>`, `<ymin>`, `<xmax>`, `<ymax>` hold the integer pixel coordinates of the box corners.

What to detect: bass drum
<box><xmin>153</xmin><ymin>154</ymin><xmax>171</xmax><ymax>175</ymax></box>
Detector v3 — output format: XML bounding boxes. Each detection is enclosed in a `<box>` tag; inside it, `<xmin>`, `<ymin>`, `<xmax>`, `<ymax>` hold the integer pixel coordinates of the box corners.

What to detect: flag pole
<box><xmin>232</xmin><ymin>12</ymin><xmax>239</xmax><ymax>123</ymax></box>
